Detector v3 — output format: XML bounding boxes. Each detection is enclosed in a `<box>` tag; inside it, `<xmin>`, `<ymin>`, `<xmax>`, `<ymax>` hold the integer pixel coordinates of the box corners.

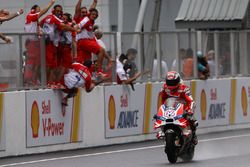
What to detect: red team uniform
<box><xmin>63</xmin><ymin>62</ymin><xmax>92</xmax><ymax>91</ymax></box>
<box><xmin>160</xmin><ymin>82</ymin><xmax>195</xmax><ymax>114</ymax></box>
<box><xmin>58</xmin><ymin>23</ymin><xmax>76</xmax><ymax>69</ymax></box>
<box><xmin>40</xmin><ymin>14</ymin><xmax>63</xmax><ymax>68</ymax></box>
<box><xmin>73</xmin><ymin>14</ymin><xmax>84</xmax><ymax>24</ymax></box>
<box><xmin>24</xmin><ymin>11</ymin><xmax>41</xmax><ymax>81</ymax></box>
<box><xmin>76</xmin><ymin>15</ymin><xmax>101</xmax><ymax>63</ymax></box>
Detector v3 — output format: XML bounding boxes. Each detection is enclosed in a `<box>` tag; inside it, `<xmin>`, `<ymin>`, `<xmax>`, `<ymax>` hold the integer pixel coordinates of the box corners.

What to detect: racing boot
<box><xmin>192</xmin><ymin>131</ymin><xmax>198</xmax><ymax>145</ymax></box>
<box><xmin>190</xmin><ymin>120</ymin><xmax>198</xmax><ymax>145</ymax></box>
<box><xmin>156</xmin><ymin>130</ymin><xmax>165</xmax><ymax>139</ymax></box>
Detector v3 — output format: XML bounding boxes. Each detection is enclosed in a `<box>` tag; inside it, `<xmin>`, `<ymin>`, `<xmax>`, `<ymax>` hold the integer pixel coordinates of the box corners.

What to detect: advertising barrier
<box><xmin>104</xmin><ymin>84</ymin><xmax>146</xmax><ymax>138</ymax></box>
<box><xmin>192</xmin><ymin>79</ymin><xmax>231</xmax><ymax>127</ymax></box>
<box><xmin>0</xmin><ymin>78</ymin><xmax>250</xmax><ymax>157</ymax></box>
<box><xmin>143</xmin><ymin>82</ymin><xmax>162</xmax><ymax>134</ymax></box>
<box><xmin>26</xmin><ymin>89</ymin><xmax>82</xmax><ymax>147</ymax></box>
<box><xmin>234</xmin><ymin>78</ymin><xmax>250</xmax><ymax>124</ymax></box>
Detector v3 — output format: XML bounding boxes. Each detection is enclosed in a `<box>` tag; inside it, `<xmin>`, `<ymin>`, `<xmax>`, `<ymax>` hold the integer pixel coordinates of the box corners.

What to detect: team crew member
<box><xmin>76</xmin><ymin>8</ymin><xmax>112</xmax><ymax>75</ymax></box>
<box><xmin>24</xmin><ymin>0</ymin><xmax>55</xmax><ymax>86</ymax></box>
<box><xmin>61</xmin><ymin>62</ymin><xmax>105</xmax><ymax>106</ymax></box>
<box><xmin>73</xmin><ymin>0</ymin><xmax>97</xmax><ymax>24</ymax></box>
<box><xmin>25</xmin><ymin>0</ymin><xmax>55</xmax><ymax>33</ymax></box>
<box><xmin>40</xmin><ymin>4</ymin><xmax>79</xmax><ymax>86</ymax></box>
<box><xmin>58</xmin><ymin>13</ymin><xmax>77</xmax><ymax>70</ymax></box>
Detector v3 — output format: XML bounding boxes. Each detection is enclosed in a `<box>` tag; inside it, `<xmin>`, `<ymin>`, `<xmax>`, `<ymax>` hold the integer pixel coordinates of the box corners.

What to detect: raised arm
<box><xmin>74</xmin><ymin>0</ymin><xmax>83</xmax><ymax>18</ymax></box>
<box><xmin>38</xmin><ymin>0</ymin><xmax>55</xmax><ymax>18</ymax></box>
<box><xmin>90</xmin><ymin>0</ymin><xmax>98</xmax><ymax>10</ymax></box>
<box><xmin>0</xmin><ymin>33</ymin><xmax>11</xmax><ymax>43</ymax></box>
<box><xmin>0</xmin><ymin>9</ymin><xmax>23</xmax><ymax>22</ymax></box>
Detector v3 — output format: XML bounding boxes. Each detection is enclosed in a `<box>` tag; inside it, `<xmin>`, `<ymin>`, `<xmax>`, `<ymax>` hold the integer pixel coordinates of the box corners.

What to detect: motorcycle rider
<box><xmin>158</xmin><ymin>71</ymin><xmax>198</xmax><ymax>145</ymax></box>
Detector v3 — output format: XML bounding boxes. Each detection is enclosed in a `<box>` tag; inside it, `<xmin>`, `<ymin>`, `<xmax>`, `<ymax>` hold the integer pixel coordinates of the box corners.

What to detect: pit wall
<box><xmin>0</xmin><ymin>78</ymin><xmax>249</xmax><ymax>157</ymax></box>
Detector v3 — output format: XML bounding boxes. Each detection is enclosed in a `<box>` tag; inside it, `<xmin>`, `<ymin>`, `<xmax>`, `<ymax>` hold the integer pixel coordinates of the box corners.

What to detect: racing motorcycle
<box><xmin>153</xmin><ymin>98</ymin><xmax>195</xmax><ymax>163</ymax></box>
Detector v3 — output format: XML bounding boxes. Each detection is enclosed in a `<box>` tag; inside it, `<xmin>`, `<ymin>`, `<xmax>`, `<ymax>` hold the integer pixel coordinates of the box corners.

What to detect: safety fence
<box><xmin>1</xmin><ymin>30</ymin><xmax>250</xmax><ymax>91</ymax></box>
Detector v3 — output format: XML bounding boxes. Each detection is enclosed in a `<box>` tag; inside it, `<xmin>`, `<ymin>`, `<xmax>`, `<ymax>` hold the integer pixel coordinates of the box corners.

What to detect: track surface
<box><xmin>0</xmin><ymin>129</ymin><xmax>250</xmax><ymax>167</ymax></box>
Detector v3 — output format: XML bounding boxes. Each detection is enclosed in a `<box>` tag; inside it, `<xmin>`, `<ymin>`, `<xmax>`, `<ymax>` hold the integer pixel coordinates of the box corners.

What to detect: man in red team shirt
<box><xmin>24</xmin><ymin>0</ymin><xmax>55</xmax><ymax>86</ymax></box>
<box><xmin>58</xmin><ymin>13</ymin><xmax>77</xmax><ymax>69</ymax></box>
<box><xmin>76</xmin><ymin>8</ymin><xmax>112</xmax><ymax>76</ymax></box>
<box><xmin>61</xmin><ymin>62</ymin><xmax>106</xmax><ymax>106</ymax></box>
<box><xmin>40</xmin><ymin>4</ymin><xmax>79</xmax><ymax>86</ymax></box>
<box><xmin>73</xmin><ymin>0</ymin><xmax>97</xmax><ymax>24</ymax></box>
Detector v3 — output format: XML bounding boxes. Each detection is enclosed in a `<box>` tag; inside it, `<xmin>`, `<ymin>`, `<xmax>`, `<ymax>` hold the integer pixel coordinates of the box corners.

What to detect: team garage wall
<box><xmin>0</xmin><ymin>78</ymin><xmax>250</xmax><ymax>157</ymax></box>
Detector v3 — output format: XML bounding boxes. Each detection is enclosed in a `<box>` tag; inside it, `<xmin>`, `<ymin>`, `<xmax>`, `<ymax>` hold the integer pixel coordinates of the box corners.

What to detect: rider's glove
<box><xmin>183</xmin><ymin>110</ymin><xmax>193</xmax><ymax>120</ymax></box>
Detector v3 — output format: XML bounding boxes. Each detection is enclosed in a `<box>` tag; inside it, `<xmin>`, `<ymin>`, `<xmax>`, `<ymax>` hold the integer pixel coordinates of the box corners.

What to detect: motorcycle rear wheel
<box><xmin>181</xmin><ymin>144</ymin><xmax>195</xmax><ymax>161</ymax></box>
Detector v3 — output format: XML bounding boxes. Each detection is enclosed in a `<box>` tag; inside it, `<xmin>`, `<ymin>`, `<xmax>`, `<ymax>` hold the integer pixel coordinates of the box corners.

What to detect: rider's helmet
<box><xmin>165</xmin><ymin>71</ymin><xmax>181</xmax><ymax>91</ymax></box>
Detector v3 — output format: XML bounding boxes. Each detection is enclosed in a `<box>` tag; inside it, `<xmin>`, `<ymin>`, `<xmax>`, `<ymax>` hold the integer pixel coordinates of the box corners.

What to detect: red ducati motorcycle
<box><xmin>153</xmin><ymin>98</ymin><xmax>195</xmax><ymax>163</ymax></box>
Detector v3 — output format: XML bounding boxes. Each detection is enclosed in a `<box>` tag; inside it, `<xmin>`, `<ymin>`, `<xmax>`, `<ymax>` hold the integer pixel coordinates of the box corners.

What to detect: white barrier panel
<box><xmin>0</xmin><ymin>93</ymin><xmax>5</xmax><ymax>151</ymax></box>
<box><xmin>104</xmin><ymin>84</ymin><xmax>145</xmax><ymax>138</ymax></box>
<box><xmin>234</xmin><ymin>78</ymin><xmax>250</xmax><ymax>124</ymax></box>
<box><xmin>26</xmin><ymin>90</ymin><xmax>82</xmax><ymax>147</ymax></box>
<box><xmin>143</xmin><ymin>82</ymin><xmax>162</xmax><ymax>134</ymax></box>
<box><xmin>192</xmin><ymin>79</ymin><xmax>231</xmax><ymax>127</ymax></box>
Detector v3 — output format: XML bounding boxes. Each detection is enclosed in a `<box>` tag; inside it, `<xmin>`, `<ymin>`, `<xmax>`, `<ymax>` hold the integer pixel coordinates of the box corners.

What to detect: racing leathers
<box><xmin>161</xmin><ymin>83</ymin><xmax>195</xmax><ymax>114</ymax></box>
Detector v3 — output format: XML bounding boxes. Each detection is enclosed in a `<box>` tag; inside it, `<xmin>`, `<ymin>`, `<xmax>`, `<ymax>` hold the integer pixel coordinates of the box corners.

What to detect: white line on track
<box><xmin>1</xmin><ymin>133</ymin><xmax>250</xmax><ymax>167</ymax></box>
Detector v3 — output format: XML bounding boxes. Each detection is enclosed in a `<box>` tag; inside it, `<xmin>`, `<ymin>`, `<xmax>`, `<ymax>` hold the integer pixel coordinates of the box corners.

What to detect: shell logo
<box><xmin>108</xmin><ymin>95</ymin><xmax>116</xmax><ymax>129</ymax></box>
<box><xmin>241</xmin><ymin>86</ymin><xmax>248</xmax><ymax>116</ymax></box>
<box><xmin>31</xmin><ymin>101</ymin><xmax>40</xmax><ymax>138</ymax></box>
<box><xmin>200</xmin><ymin>89</ymin><xmax>207</xmax><ymax>120</ymax></box>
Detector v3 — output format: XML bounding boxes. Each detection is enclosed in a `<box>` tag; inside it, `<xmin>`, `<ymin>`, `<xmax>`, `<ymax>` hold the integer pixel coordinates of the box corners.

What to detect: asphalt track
<box><xmin>0</xmin><ymin>128</ymin><xmax>250</xmax><ymax>167</ymax></box>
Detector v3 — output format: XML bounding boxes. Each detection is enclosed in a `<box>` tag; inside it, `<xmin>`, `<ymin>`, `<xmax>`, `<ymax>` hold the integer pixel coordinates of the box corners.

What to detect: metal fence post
<box><xmin>18</xmin><ymin>34</ymin><xmax>23</xmax><ymax>89</ymax></box>
<box><xmin>214</xmin><ymin>32</ymin><xmax>219</xmax><ymax>78</ymax></box>
<box><xmin>40</xmin><ymin>35</ymin><xmax>46</xmax><ymax>88</ymax></box>
<box><xmin>230</xmin><ymin>32</ymin><xmax>235</xmax><ymax>76</ymax></box>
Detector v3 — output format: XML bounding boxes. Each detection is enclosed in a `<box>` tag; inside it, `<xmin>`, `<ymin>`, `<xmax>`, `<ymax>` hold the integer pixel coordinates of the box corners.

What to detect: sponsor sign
<box><xmin>105</xmin><ymin>84</ymin><xmax>145</xmax><ymax>138</ymax></box>
<box><xmin>195</xmin><ymin>80</ymin><xmax>231</xmax><ymax>127</ymax></box>
<box><xmin>26</xmin><ymin>90</ymin><xmax>82</xmax><ymax>147</ymax></box>
<box><xmin>234</xmin><ymin>78</ymin><xmax>250</xmax><ymax>123</ymax></box>
<box><xmin>144</xmin><ymin>82</ymin><xmax>163</xmax><ymax>133</ymax></box>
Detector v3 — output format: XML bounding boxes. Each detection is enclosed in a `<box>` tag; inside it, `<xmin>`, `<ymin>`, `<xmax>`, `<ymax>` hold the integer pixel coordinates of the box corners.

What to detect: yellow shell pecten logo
<box><xmin>108</xmin><ymin>95</ymin><xmax>116</xmax><ymax>129</ymax></box>
<box><xmin>200</xmin><ymin>89</ymin><xmax>207</xmax><ymax>120</ymax></box>
<box><xmin>241</xmin><ymin>86</ymin><xmax>248</xmax><ymax>116</ymax></box>
<box><xmin>31</xmin><ymin>101</ymin><xmax>40</xmax><ymax>138</ymax></box>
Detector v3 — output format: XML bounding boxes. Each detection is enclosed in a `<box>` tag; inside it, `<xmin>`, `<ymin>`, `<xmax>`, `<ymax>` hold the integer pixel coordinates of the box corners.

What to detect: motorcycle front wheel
<box><xmin>165</xmin><ymin>133</ymin><xmax>178</xmax><ymax>163</ymax></box>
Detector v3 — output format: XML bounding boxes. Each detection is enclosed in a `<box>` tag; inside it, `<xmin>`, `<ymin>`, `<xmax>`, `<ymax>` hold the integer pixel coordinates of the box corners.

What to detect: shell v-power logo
<box><xmin>108</xmin><ymin>95</ymin><xmax>116</xmax><ymax>129</ymax></box>
<box><xmin>241</xmin><ymin>86</ymin><xmax>248</xmax><ymax>116</ymax></box>
<box><xmin>31</xmin><ymin>101</ymin><xmax>40</xmax><ymax>138</ymax></box>
<box><xmin>200</xmin><ymin>89</ymin><xmax>207</xmax><ymax>120</ymax></box>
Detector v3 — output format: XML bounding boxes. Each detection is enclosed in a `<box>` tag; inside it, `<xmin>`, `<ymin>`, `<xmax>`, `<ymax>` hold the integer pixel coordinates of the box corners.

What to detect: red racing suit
<box><xmin>62</xmin><ymin>63</ymin><xmax>92</xmax><ymax>91</ymax></box>
<box><xmin>161</xmin><ymin>83</ymin><xmax>195</xmax><ymax>115</ymax></box>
